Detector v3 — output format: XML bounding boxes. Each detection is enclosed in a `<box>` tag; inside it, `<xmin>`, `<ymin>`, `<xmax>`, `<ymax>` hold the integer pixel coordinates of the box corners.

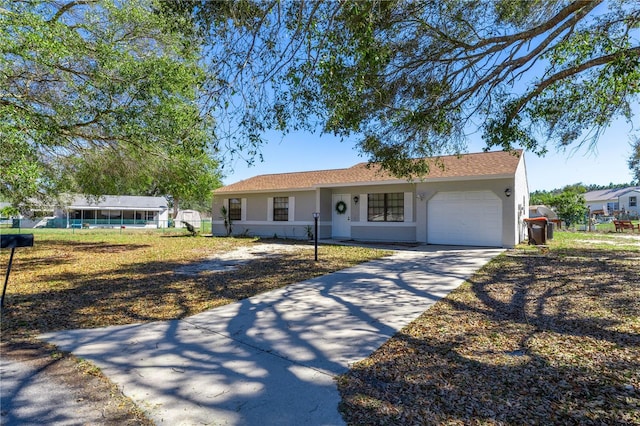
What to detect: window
<box><xmin>273</xmin><ymin>197</ymin><xmax>289</xmax><ymax>221</ymax></box>
<box><xmin>607</xmin><ymin>202</ymin><xmax>619</xmax><ymax>212</ymax></box>
<box><xmin>367</xmin><ymin>193</ymin><xmax>404</xmax><ymax>222</ymax></box>
<box><xmin>630</xmin><ymin>196</ymin><xmax>637</xmax><ymax>207</ymax></box>
<box><xmin>228</xmin><ymin>198</ymin><xmax>241</xmax><ymax>221</ymax></box>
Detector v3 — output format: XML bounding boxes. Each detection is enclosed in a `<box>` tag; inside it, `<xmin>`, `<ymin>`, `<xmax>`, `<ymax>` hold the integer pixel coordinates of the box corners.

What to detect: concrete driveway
<box><xmin>38</xmin><ymin>245</ymin><xmax>502</xmax><ymax>425</ymax></box>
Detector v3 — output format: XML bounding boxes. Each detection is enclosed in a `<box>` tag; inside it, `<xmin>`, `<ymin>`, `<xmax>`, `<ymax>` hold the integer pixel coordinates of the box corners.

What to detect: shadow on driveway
<box><xmin>38</xmin><ymin>246</ymin><xmax>503</xmax><ymax>425</ymax></box>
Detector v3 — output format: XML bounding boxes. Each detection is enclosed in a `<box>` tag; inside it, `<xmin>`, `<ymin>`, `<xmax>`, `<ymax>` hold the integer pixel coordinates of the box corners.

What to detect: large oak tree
<box><xmin>1</xmin><ymin>0</ymin><xmax>219</xmax><ymax>209</ymax></box>
<box><xmin>167</xmin><ymin>0</ymin><xmax>640</xmax><ymax>178</ymax></box>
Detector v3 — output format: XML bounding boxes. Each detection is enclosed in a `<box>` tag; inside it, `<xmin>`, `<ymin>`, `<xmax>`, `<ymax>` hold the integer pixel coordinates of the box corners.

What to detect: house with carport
<box><xmin>213</xmin><ymin>150</ymin><xmax>529</xmax><ymax>248</ymax></box>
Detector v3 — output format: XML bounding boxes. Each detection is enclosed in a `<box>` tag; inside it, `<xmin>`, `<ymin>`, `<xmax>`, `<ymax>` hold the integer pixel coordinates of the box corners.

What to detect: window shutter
<box><xmin>267</xmin><ymin>197</ymin><xmax>273</xmax><ymax>221</ymax></box>
<box><xmin>404</xmin><ymin>192</ymin><xmax>413</xmax><ymax>222</ymax></box>
<box><xmin>359</xmin><ymin>193</ymin><xmax>367</xmax><ymax>222</ymax></box>
<box><xmin>241</xmin><ymin>198</ymin><xmax>247</xmax><ymax>221</ymax></box>
<box><xmin>288</xmin><ymin>197</ymin><xmax>295</xmax><ymax>222</ymax></box>
<box><xmin>222</xmin><ymin>199</ymin><xmax>229</xmax><ymax>220</ymax></box>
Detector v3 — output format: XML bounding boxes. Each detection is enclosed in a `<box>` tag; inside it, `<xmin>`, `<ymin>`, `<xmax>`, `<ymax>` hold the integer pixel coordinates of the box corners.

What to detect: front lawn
<box><xmin>0</xmin><ymin>230</ymin><xmax>389</xmax><ymax>340</ymax></box>
<box><xmin>338</xmin><ymin>231</ymin><xmax>640</xmax><ymax>425</ymax></box>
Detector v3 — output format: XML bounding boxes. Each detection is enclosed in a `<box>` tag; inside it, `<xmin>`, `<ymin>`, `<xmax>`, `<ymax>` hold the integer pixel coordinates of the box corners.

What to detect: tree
<box><xmin>0</xmin><ymin>0</ymin><xmax>217</xmax><ymax>208</ymax></box>
<box><xmin>629</xmin><ymin>135</ymin><xmax>640</xmax><ymax>184</ymax></box>
<box><xmin>530</xmin><ymin>190</ymin><xmax>557</xmax><ymax>206</ymax></box>
<box><xmin>68</xmin><ymin>146</ymin><xmax>222</xmax><ymax>215</ymax></box>
<box><xmin>532</xmin><ymin>185</ymin><xmax>589</xmax><ymax>226</ymax></box>
<box><xmin>165</xmin><ymin>0</ymin><xmax>640</xmax><ymax>178</ymax></box>
<box><xmin>155</xmin><ymin>151</ymin><xmax>222</xmax><ymax>216</ymax></box>
<box><xmin>552</xmin><ymin>188</ymin><xmax>589</xmax><ymax>227</ymax></box>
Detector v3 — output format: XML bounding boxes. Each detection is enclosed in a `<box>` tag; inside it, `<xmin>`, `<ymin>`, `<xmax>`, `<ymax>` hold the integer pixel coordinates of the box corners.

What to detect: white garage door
<box><xmin>428</xmin><ymin>191</ymin><xmax>502</xmax><ymax>247</ymax></box>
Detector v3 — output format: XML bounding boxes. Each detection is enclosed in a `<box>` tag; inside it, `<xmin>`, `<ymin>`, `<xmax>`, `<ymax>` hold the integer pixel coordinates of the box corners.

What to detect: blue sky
<box><xmin>220</xmin><ymin>114</ymin><xmax>638</xmax><ymax>192</ymax></box>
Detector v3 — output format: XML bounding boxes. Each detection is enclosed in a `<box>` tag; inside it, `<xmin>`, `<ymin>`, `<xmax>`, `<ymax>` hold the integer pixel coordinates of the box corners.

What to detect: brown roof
<box><xmin>215</xmin><ymin>150</ymin><xmax>523</xmax><ymax>193</ymax></box>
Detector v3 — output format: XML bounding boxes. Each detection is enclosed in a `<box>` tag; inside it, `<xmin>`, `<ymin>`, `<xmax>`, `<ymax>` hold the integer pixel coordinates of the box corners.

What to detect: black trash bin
<box><xmin>524</xmin><ymin>218</ymin><xmax>548</xmax><ymax>245</ymax></box>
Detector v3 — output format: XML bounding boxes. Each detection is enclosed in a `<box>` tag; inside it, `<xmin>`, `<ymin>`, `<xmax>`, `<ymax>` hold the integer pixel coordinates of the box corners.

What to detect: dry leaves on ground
<box><xmin>339</xmin><ymin>238</ymin><xmax>639</xmax><ymax>425</ymax></box>
<box><xmin>0</xmin><ymin>232</ymin><xmax>388</xmax><ymax>340</ymax></box>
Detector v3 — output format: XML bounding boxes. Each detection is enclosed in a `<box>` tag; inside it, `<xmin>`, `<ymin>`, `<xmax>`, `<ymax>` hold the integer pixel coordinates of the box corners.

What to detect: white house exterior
<box><xmin>585</xmin><ymin>187</ymin><xmax>640</xmax><ymax>218</ymax></box>
<box><xmin>213</xmin><ymin>150</ymin><xmax>529</xmax><ymax>248</ymax></box>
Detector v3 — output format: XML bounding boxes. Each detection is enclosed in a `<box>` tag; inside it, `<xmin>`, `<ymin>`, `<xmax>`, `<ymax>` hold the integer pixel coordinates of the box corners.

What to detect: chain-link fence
<box><xmin>0</xmin><ymin>218</ymin><xmax>213</xmax><ymax>234</ymax></box>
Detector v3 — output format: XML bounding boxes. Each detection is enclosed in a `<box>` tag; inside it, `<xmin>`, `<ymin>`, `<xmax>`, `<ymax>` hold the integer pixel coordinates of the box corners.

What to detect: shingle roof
<box><xmin>67</xmin><ymin>195</ymin><xmax>168</xmax><ymax>210</ymax></box>
<box><xmin>584</xmin><ymin>187</ymin><xmax>640</xmax><ymax>202</ymax></box>
<box><xmin>216</xmin><ymin>150</ymin><xmax>523</xmax><ymax>193</ymax></box>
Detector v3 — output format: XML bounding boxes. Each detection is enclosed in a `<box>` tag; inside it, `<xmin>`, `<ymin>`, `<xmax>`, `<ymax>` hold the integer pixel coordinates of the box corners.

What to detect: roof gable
<box><xmin>216</xmin><ymin>150</ymin><xmax>523</xmax><ymax>194</ymax></box>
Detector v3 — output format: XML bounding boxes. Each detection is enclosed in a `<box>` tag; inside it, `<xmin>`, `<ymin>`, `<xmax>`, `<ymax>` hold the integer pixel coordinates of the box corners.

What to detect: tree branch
<box><xmin>507</xmin><ymin>45</ymin><xmax>640</xmax><ymax>123</ymax></box>
<box><xmin>47</xmin><ymin>0</ymin><xmax>95</xmax><ymax>23</ymax></box>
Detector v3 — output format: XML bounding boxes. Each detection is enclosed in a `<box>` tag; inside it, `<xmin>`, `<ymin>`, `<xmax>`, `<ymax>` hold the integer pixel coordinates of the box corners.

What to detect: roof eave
<box><xmin>214</xmin><ymin>187</ymin><xmax>316</xmax><ymax>195</ymax></box>
<box><xmin>214</xmin><ymin>173</ymin><xmax>516</xmax><ymax>194</ymax></box>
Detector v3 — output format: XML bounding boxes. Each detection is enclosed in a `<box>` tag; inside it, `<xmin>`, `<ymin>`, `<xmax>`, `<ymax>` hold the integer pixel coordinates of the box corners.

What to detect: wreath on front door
<box><xmin>335</xmin><ymin>200</ymin><xmax>347</xmax><ymax>214</ymax></box>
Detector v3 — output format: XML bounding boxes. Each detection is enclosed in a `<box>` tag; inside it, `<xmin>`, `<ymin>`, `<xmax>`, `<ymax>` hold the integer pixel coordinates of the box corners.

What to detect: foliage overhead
<box><xmin>163</xmin><ymin>0</ymin><xmax>640</xmax><ymax>179</ymax></box>
<box><xmin>629</xmin><ymin>135</ymin><xmax>640</xmax><ymax>184</ymax></box>
<box><xmin>0</xmin><ymin>0</ymin><xmax>218</xmax><ymax>209</ymax></box>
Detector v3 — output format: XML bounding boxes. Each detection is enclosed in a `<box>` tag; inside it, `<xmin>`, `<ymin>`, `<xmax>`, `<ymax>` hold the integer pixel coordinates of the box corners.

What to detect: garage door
<box><xmin>428</xmin><ymin>191</ymin><xmax>502</xmax><ymax>247</ymax></box>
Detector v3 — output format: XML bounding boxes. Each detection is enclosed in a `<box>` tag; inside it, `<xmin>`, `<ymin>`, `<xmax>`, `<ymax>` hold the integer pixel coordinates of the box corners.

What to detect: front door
<box><xmin>332</xmin><ymin>193</ymin><xmax>351</xmax><ymax>239</ymax></box>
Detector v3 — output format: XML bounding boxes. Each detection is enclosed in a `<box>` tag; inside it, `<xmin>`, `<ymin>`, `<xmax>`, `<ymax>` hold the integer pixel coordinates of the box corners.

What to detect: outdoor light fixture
<box><xmin>353</xmin><ymin>196</ymin><xmax>359</xmax><ymax>204</ymax></box>
<box><xmin>505</xmin><ymin>188</ymin><xmax>512</xmax><ymax>197</ymax></box>
<box><xmin>417</xmin><ymin>193</ymin><xmax>426</xmax><ymax>201</ymax></box>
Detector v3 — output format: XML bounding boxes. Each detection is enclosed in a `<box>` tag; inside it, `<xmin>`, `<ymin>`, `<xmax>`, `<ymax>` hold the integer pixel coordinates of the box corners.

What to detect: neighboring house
<box><xmin>0</xmin><ymin>195</ymin><xmax>170</xmax><ymax>229</ymax></box>
<box><xmin>65</xmin><ymin>195</ymin><xmax>170</xmax><ymax>228</ymax></box>
<box><xmin>213</xmin><ymin>150</ymin><xmax>529</xmax><ymax>248</ymax></box>
<box><xmin>584</xmin><ymin>187</ymin><xmax>640</xmax><ymax>218</ymax></box>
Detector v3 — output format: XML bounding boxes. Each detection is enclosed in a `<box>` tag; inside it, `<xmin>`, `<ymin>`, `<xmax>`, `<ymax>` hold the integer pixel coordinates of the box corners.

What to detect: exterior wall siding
<box><xmin>514</xmin><ymin>154</ymin><xmax>530</xmax><ymax>244</ymax></box>
<box><xmin>351</xmin><ymin>224</ymin><xmax>416</xmax><ymax>242</ymax></box>
<box><xmin>326</xmin><ymin>184</ymin><xmax>417</xmax><ymax>242</ymax></box>
<box><xmin>213</xmin><ymin>190</ymin><xmax>319</xmax><ymax>239</ymax></box>
<box><xmin>620</xmin><ymin>191</ymin><xmax>640</xmax><ymax>216</ymax></box>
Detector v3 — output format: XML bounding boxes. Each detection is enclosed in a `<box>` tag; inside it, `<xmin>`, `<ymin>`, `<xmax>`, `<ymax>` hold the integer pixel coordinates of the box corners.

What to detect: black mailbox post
<box><xmin>1</xmin><ymin>234</ymin><xmax>34</xmax><ymax>308</ymax></box>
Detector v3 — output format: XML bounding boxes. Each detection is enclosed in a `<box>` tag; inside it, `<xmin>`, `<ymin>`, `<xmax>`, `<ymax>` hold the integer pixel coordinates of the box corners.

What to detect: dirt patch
<box><xmin>582</xmin><ymin>236</ymin><xmax>640</xmax><ymax>246</ymax></box>
<box><xmin>1</xmin><ymin>342</ymin><xmax>151</xmax><ymax>425</ymax></box>
<box><xmin>174</xmin><ymin>243</ymin><xmax>310</xmax><ymax>275</ymax></box>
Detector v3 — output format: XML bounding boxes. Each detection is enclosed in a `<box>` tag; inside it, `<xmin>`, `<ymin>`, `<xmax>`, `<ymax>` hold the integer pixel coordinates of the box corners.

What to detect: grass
<box><xmin>0</xmin><ymin>229</ymin><xmax>390</xmax><ymax>340</ymax></box>
<box><xmin>338</xmin><ymin>231</ymin><xmax>640</xmax><ymax>425</ymax></box>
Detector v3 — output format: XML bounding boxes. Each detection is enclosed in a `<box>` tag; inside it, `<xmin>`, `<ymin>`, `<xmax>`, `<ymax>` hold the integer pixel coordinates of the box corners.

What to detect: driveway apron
<box><xmin>40</xmin><ymin>246</ymin><xmax>503</xmax><ymax>426</ymax></box>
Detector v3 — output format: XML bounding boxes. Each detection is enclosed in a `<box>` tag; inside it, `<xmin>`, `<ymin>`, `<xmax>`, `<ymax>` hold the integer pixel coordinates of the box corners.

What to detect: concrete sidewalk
<box><xmin>37</xmin><ymin>246</ymin><xmax>502</xmax><ymax>425</ymax></box>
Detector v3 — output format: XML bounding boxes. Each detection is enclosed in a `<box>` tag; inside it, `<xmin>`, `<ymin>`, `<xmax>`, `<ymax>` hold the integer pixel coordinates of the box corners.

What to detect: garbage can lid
<box><xmin>524</xmin><ymin>217</ymin><xmax>548</xmax><ymax>223</ymax></box>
